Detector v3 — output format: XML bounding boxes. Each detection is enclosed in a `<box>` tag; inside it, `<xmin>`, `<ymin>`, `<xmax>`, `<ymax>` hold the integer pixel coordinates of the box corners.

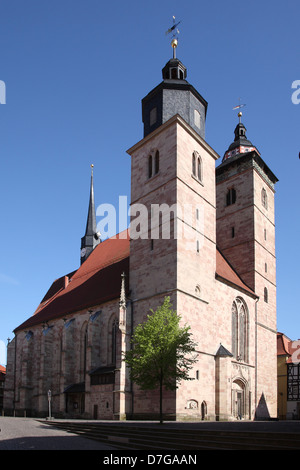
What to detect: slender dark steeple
<box><xmin>80</xmin><ymin>164</ymin><xmax>101</xmax><ymax>264</ymax></box>
<box><xmin>222</xmin><ymin>111</ymin><xmax>259</xmax><ymax>162</ymax></box>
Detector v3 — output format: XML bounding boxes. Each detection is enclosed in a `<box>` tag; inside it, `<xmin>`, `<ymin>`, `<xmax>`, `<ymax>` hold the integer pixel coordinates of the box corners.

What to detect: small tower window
<box><xmin>150</xmin><ymin>107</ymin><xmax>157</xmax><ymax>127</ymax></box>
<box><xmin>197</xmin><ymin>157</ymin><xmax>202</xmax><ymax>181</ymax></box>
<box><xmin>155</xmin><ymin>150</ymin><xmax>159</xmax><ymax>174</ymax></box>
<box><xmin>261</xmin><ymin>188</ymin><xmax>268</xmax><ymax>209</ymax></box>
<box><xmin>148</xmin><ymin>155</ymin><xmax>152</xmax><ymax>178</ymax></box>
<box><xmin>194</xmin><ymin>109</ymin><xmax>201</xmax><ymax>129</ymax></box>
<box><xmin>171</xmin><ymin>68</ymin><xmax>177</xmax><ymax>79</ymax></box>
<box><xmin>192</xmin><ymin>151</ymin><xmax>202</xmax><ymax>182</ymax></box>
<box><xmin>192</xmin><ymin>154</ymin><xmax>196</xmax><ymax>176</ymax></box>
<box><xmin>264</xmin><ymin>287</ymin><xmax>268</xmax><ymax>303</ymax></box>
<box><xmin>226</xmin><ymin>188</ymin><xmax>236</xmax><ymax>206</ymax></box>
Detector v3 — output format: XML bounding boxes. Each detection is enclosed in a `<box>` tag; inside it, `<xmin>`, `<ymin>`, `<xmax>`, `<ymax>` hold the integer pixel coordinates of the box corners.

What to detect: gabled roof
<box><xmin>15</xmin><ymin>229</ymin><xmax>257</xmax><ymax>333</ymax></box>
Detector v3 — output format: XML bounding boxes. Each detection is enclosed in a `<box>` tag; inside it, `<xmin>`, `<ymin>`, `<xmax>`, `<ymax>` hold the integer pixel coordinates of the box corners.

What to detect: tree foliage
<box><xmin>124</xmin><ymin>297</ymin><xmax>198</xmax><ymax>422</ymax></box>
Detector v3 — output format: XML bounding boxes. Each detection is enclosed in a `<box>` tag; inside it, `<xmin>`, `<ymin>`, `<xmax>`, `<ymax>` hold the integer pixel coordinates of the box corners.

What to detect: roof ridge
<box><xmin>73</xmin><ymin>252</ymin><xmax>129</xmax><ymax>282</ymax></box>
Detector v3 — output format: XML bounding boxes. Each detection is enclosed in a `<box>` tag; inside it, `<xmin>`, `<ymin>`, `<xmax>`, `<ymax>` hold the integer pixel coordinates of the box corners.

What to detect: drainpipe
<box><xmin>255</xmin><ymin>297</ymin><xmax>259</xmax><ymax>417</ymax></box>
<box><xmin>13</xmin><ymin>334</ymin><xmax>17</xmax><ymax>415</ymax></box>
<box><xmin>129</xmin><ymin>297</ymin><xmax>134</xmax><ymax>418</ymax></box>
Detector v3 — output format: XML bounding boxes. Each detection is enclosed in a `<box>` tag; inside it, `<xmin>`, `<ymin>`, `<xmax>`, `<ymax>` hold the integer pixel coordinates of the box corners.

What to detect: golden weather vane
<box><xmin>165</xmin><ymin>16</ymin><xmax>181</xmax><ymax>58</ymax></box>
<box><xmin>233</xmin><ymin>98</ymin><xmax>246</xmax><ymax>123</ymax></box>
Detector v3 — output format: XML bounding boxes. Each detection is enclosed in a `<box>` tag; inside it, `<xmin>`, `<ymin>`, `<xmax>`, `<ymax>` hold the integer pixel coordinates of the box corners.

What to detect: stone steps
<box><xmin>42</xmin><ymin>421</ymin><xmax>300</xmax><ymax>450</ymax></box>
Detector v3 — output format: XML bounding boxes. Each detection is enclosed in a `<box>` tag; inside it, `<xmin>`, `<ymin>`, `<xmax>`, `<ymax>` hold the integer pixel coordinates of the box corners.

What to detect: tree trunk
<box><xmin>159</xmin><ymin>374</ymin><xmax>163</xmax><ymax>424</ymax></box>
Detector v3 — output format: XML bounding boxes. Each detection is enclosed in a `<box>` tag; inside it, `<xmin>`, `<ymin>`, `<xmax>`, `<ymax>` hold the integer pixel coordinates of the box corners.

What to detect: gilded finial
<box><xmin>233</xmin><ymin>99</ymin><xmax>246</xmax><ymax>124</ymax></box>
<box><xmin>166</xmin><ymin>16</ymin><xmax>181</xmax><ymax>59</ymax></box>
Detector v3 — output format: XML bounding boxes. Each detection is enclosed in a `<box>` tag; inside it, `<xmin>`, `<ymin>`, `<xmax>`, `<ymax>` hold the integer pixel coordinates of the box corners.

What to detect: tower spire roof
<box><xmin>142</xmin><ymin>17</ymin><xmax>207</xmax><ymax>139</ymax></box>
<box><xmin>80</xmin><ymin>164</ymin><xmax>101</xmax><ymax>264</ymax></box>
<box><xmin>85</xmin><ymin>164</ymin><xmax>97</xmax><ymax>236</ymax></box>
<box><xmin>223</xmin><ymin>111</ymin><xmax>260</xmax><ymax>162</ymax></box>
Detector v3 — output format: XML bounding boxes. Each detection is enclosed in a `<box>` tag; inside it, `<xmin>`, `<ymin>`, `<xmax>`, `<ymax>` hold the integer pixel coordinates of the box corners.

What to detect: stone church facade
<box><xmin>4</xmin><ymin>43</ymin><xmax>278</xmax><ymax>421</ymax></box>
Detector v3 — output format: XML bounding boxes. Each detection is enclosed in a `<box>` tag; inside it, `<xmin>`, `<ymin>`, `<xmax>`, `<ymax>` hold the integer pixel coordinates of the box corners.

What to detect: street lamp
<box><xmin>47</xmin><ymin>390</ymin><xmax>52</xmax><ymax>420</ymax></box>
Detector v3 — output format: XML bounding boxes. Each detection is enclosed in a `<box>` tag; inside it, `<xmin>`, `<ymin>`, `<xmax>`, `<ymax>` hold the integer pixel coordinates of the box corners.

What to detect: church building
<box><xmin>4</xmin><ymin>38</ymin><xmax>278</xmax><ymax>421</ymax></box>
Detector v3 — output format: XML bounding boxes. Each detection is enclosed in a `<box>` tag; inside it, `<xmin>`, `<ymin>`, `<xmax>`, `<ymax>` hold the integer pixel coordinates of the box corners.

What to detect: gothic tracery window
<box><xmin>232</xmin><ymin>297</ymin><xmax>249</xmax><ymax>362</ymax></box>
<box><xmin>112</xmin><ymin>318</ymin><xmax>119</xmax><ymax>365</ymax></box>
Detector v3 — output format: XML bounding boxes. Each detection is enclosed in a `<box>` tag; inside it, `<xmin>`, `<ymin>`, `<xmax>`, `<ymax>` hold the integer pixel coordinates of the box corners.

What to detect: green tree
<box><xmin>124</xmin><ymin>297</ymin><xmax>198</xmax><ymax>424</ymax></box>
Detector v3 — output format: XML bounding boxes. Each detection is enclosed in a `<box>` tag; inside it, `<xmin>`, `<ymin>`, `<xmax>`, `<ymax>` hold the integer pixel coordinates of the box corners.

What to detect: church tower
<box><xmin>216</xmin><ymin>111</ymin><xmax>278</xmax><ymax>415</ymax></box>
<box><xmin>80</xmin><ymin>165</ymin><xmax>101</xmax><ymax>264</ymax></box>
<box><xmin>216</xmin><ymin>111</ymin><xmax>278</xmax><ymax>296</ymax></box>
<box><xmin>127</xmin><ymin>37</ymin><xmax>219</xmax><ymax>418</ymax></box>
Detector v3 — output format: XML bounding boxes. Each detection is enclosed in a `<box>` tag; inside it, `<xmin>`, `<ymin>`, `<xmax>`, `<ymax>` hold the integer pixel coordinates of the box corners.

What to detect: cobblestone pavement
<box><xmin>0</xmin><ymin>417</ymin><xmax>117</xmax><ymax>450</ymax></box>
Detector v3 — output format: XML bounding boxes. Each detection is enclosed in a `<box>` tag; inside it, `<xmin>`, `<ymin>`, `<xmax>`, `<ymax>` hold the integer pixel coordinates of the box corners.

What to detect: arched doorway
<box><xmin>232</xmin><ymin>378</ymin><xmax>248</xmax><ymax>420</ymax></box>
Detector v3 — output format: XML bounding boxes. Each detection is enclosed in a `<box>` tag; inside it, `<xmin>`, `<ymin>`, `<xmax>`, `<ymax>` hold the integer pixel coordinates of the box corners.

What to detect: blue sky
<box><xmin>0</xmin><ymin>0</ymin><xmax>299</xmax><ymax>365</ymax></box>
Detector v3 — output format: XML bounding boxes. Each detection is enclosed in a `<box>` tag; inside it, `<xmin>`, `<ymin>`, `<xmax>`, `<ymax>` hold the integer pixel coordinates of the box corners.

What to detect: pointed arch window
<box><xmin>197</xmin><ymin>156</ymin><xmax>202</xmax><ymax>181</ymax></box>
<box><xmin>112</xmin><ymin>319</ymin><xmax>119</xmax><ymax>365</ymax></box>
<box><xmin>192</xmin><ymin>153</ymin><xmax>196</xmax><ymax>176</ymax></box>
<box><xmin>83</xmin><ymin>326</ymin><xmax>88</xmax><ymax>376</ymax></box>
<box><xmin>232</xmin><ymin>297</ymin><xmax>249</xmax><ymax>362</ymax></box>
<box><xmin>148</xmin><ymin>150</ymin><xmax>159</xmax><ymax>179</ymax></box>
<box><xmin>192</xmin><ymin>151</ymin><xmax>203</xmax><ymax>183</ymax></box>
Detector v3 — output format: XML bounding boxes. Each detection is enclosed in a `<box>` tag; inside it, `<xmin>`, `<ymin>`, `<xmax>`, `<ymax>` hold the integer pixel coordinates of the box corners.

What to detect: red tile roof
<box><xmin>215</xmin><ymin>248</ymin><xmax>256</xmax><ymax>296</ymax></box>
<box><xmin>277</xmin><ymin>332</ymin><xmax>292</xmax><ymax>356</ymax></box>
<box><xmin>0</xmin><ymin>365</ymin><xmax>6</xmax><ymax>374</ymax></box>
<box><xmin>277</xmin><ymin>332</ymin><xmax>300</xmax><ymax>363</ymax></box>
<box><xmin>15</xmin><ymin>230</ymin><xmax>256</xmax><ymax>332</ymax></box>
<box><xmin>15</xmin><ymin>230</ymin><xmax>130</xmax><ymax>332</ymax></box>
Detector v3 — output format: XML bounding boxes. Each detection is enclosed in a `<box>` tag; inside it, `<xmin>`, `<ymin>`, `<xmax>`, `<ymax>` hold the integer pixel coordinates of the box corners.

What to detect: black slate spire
<box><xmin>141</xmin><ymin>35</ymin><xmax>207</xmax><ymax>139</ymax></box>
<box><xmin>80</xmin><ymin>165</ymin><xmax>101</xmax><ymax>264</ymax></box>
<box><xmin>222</xmin><ymin>112</ymin><xmax>259</xmax><ymax>162</ymax></box>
